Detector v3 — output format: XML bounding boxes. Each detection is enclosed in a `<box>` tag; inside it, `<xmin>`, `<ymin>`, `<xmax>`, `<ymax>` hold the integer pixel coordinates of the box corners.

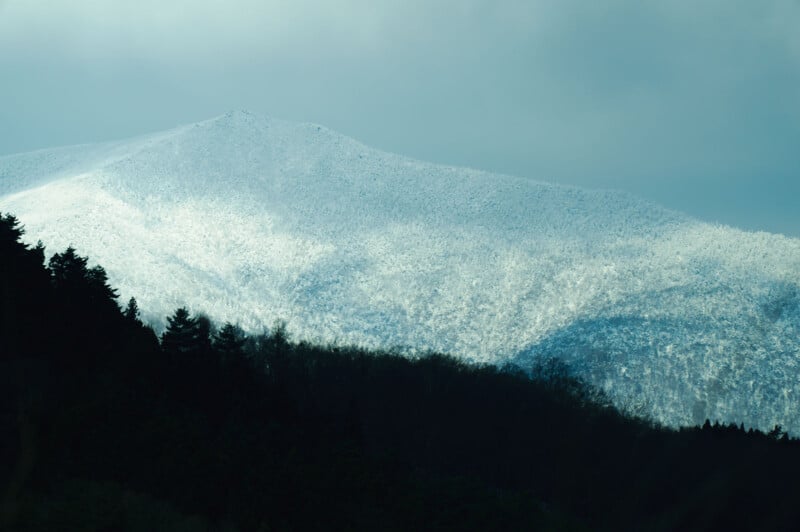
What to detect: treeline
<box><xmin>3</xmin><ymin>211</ymin><xmax>800</xmax><ymax>531</ymax></box>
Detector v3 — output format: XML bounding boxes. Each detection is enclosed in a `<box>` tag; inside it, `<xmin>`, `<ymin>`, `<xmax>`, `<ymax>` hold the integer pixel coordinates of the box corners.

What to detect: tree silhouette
<box><xmin>48</xmin><ymin>247</ymin><xmax>88</xmax><ymax>287</ymax></box>
<box><xmin>85</xmin><ymin>264</ymin><xmax>118</xmax><ymax>304</ymax></box>
<box><xmin>0</xmin><ymin>213</ymin><xmax>24</xmax><ymax>250</ymax></box>
<box><xmin>1</xmin><ymin>213</ymin><xmax>50</xmax><ymax>358</ymax></box>
<box><xmin>194</xmin><ymin>313</ymin><xmax>213</xmax><ymax>355</ymax></box>
<box><xmin>48</xmin><ymin>247</ymin><xmax>118</xmax><ymax>311</ymax></box>
<box><xmin>123</xmin><ymin>297</ymin><xmax>141</xmax><ymax>323</ymax></box>
<box><xmin>161</xmin><ymin>307</ymin><xmax>202</xmax><ymax>355</ymax></box>
<box><xmin>214</xmin><ymin>322</ymin><xmax>246</xmax><ymax>363</ymax></box>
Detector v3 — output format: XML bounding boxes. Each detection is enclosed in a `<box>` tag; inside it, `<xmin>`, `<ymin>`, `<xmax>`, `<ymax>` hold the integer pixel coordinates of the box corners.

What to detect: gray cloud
<box><xmin>1</xmin><ymin>0</ymin><xmax>798</xmax><ymax>235</ymax></box>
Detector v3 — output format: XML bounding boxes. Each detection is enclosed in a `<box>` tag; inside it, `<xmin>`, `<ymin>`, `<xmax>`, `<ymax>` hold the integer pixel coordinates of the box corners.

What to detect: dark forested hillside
<box><xmin>3</xmin><ymin>211</ymin><xmax>800</xmax><ymax>531</ymax></box>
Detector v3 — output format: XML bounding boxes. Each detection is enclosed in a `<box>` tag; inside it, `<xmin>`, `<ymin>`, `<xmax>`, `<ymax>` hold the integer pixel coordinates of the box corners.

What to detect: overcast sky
<box><xmin>1</xmin><ymin>0</ymin><xmax>798</xmax><ymax>235</ymax></box>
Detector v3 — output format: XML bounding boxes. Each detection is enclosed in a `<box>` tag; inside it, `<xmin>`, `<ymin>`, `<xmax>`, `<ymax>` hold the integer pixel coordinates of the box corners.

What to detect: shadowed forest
<box><xmin>3</xmin><ymin>211</ymin><xmax>800</xmax><ymax>531</ymax></box>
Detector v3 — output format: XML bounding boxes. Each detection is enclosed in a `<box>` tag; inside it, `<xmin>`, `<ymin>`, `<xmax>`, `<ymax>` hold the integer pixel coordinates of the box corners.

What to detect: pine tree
<box><xmin>1</xmin><ymin>213</ymin><xmax>50</xmax><ymax>358</ymax></box>
<box><xmin>161</xmin><ymin>307</ymin><xmax>205</xmax><ymax>356</ymax></box>
<box><xmin>195</xmin><ymin>313</ymin><xmax>214</xmax><ymax>354</ymax></box>
<box><xmin>48</xmin><ymin>246</ymin><xmax>89</xmax><ymax>288</ymax></box>
<box><xmin>86</xmin><ymin>265</ymin><xmax>119</xmax><ymax>303</ymax></box>
<box><xmin>124</xmin><ymin>297</ymin><xmax>141</xmax><ymax>322</ymax></box>
<box><xmin>48</xmin><ymin>247</ymin><xmax>118</xmax><ymax>316</ymax></box>
<box><xmin>0</xmin><ymin>213</ymin><xmax>25</xmax><ymax>252</ymax></box>
<box><xmin>214</xmin><ymin>322</ymin><xmax>246</xmax><ymax>363</ymax></box>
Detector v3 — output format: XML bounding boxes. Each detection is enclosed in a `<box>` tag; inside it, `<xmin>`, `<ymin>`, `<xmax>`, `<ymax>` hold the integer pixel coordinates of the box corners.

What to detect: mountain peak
<box><xmin>219</xmin><ymin>108</ymin><xmax>258</xmax><ymax>122</ymax></box>
<box><xmin>1</xmin><ymin>114</ymin><xmax>799</xmax><ymax>434</ymax></box>
<box><xmin>203</xmin><ymin>109</ymin><xmax>270</xmax><ymax>131</ymax></box>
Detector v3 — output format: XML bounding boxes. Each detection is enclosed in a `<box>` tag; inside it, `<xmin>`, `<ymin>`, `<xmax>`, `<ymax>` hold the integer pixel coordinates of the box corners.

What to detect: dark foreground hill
<box><xmin>3</xmin><ymin>212</ymin><xmax>800</xmax><ymax>531</ymax></box>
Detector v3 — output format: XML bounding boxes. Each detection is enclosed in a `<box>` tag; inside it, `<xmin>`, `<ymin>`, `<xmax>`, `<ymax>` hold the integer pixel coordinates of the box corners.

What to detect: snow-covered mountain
<box><xmin>2</xmin><ymin>110</ymin><xmax>799</xmax><ymax>432</ymax></box>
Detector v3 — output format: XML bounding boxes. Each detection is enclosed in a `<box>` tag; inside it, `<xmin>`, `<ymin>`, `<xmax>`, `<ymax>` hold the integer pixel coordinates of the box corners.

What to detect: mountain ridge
<box><xmin>1</xmin><ymin>110</ymin><xmax>799</xmax><ymax>432</ymax></box>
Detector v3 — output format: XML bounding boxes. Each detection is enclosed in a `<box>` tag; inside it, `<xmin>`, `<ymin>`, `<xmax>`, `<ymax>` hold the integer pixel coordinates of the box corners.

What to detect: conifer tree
<box><xmin>161</xmin><ymin>307</ymin><xmax>204</xmax><ymax>355</ymax></box>
<box><xmin>124</xmin><ymin>297</ymin><xmax>141</xmax><ymax>322</ymax></box>
<box><xmin>48</xmin><ymin>246</ymin><xmax>89</xmax><ymax>288</ymax></box>
<box><xmin>195</xmin><ymin>313</ymin><xmax>214</xmax><ymax>354</ymax></box>
<box><xmin>1</xmin><ymin>213</ymin><xmax>50</xmax><ymax>358</ymax></box>
<box><xmin>85</xmin><ymin>265</ymin><xmax>119</xmax><ymax>303</ymax></box>
<box><xmin>214</xmin><ymin>322</ymin><xmax>246</xmax><ymax>362</ymax></box>
<box><xmin>48</xmin><ymin>247</ymin><xmax>119</xmax><ymax>316</ymax></box>
<box><xmin>0</xmin><ymin>213</ymin><xmax>25</xmax><ymax>252</ymax></box>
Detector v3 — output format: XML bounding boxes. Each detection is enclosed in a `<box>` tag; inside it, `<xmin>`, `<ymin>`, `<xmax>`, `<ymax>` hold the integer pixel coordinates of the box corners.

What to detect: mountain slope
<box><xmin>1</xmin><ymin>110</ymin><xmax>799</xmax><ymax>432</ymax></box>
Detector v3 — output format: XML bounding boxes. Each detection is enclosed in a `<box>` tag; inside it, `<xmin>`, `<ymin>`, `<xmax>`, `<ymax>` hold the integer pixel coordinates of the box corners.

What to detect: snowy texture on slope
<box><xmin>2</xmin><ymin>110</ymin><xmax>799</xmax><ymax>432</ymax></box>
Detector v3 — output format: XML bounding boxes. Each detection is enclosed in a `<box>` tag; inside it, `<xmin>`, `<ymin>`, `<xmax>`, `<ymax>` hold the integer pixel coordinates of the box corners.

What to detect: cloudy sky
<box><xmin>1</xmin><ymin>0</ymin><xmax>798</xmax><ymax>235</ymax></box>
